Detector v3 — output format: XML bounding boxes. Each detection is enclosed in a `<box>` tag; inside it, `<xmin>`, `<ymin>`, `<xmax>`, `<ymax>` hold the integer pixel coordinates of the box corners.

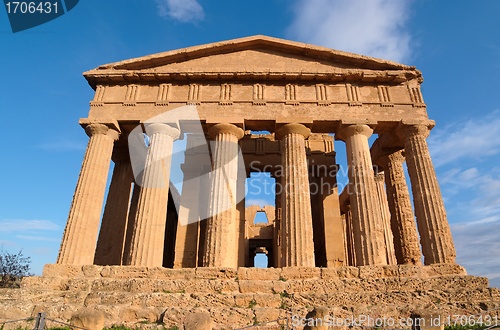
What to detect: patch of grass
<box><xmin>103</xmin><ymin>326</ymin><xmax>135</xmax><ymax>330</ymax></box>
<box><xmin>278</xmin><ymin>276</ymin><xmax>287</xmax><ymax>282</ymax></box>
<box><xmin>166</xmin><ymin>326</ymin><xmax>179</xmax><ymax>330</ymax></box>
<box><xmin>248</xmin><ymin>298</ymin><xmax>257</xmax><ymax>308</ymax></box>
<box><xmin>279</xmin><ymin>291</ymin><xmax>290</xmax><ymax>298</ymax></box>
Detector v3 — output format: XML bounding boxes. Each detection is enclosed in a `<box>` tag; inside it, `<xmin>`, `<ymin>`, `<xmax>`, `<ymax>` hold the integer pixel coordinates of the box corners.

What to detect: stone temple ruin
<box><xmin>1</xmin><ymin>36</ymin><xmax>499</xmax><ymax>329</ymax></box>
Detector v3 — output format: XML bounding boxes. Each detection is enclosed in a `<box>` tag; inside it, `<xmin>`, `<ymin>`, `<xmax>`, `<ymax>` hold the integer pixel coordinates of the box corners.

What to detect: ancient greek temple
<box><xmin>56</xmin><ymin>35</ymin><xmax>456</xmax><ymax>270</ymax></box>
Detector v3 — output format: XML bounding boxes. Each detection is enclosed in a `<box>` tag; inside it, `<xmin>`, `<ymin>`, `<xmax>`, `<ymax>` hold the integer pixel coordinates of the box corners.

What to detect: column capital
<box><xmin>208</xmin><ymin>123</ymin><xmax>244</xmax><ymax>140</ymax></box>
<box><xmin>275</xmin><ymin>123</ymin><xmax>311</xmax><ymax>140</ymax></box>
<box><xmin>397</xmin><ymin>123</ymin><xmax>431</xmax><ymax>141</ymax></box>
<box><xmin>336</xmin><ymin>124</ymin><xmax>373</xmax><ymax>141</ymax></box>
<box><xmin>378</xmin><ymin>150</ymin><xmax>406</xmax><ymax>167</ymax></box>
<box><xmin>144</xmin><ymin>122</ymin><xmax>180</xmax><ymax>140</ymax></box>
<box><xmin>84</xmin><ymin>123</ymin><xmax>120</xmax><ymax>141</ymax></box>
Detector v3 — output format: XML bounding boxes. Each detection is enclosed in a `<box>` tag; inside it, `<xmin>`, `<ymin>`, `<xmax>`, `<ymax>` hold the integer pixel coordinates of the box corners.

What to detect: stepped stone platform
<box><xmin>1</xmin><ymin>264</ymin><xmax>499</xmax><ymax>330</ymax></box>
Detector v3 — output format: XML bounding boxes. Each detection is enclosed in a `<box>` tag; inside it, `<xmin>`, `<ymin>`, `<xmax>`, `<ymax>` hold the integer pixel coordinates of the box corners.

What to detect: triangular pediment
<box><xmin>84</xmin><ymin>35</ymin><xmax>420</xmax><ymax>86</ymax></box>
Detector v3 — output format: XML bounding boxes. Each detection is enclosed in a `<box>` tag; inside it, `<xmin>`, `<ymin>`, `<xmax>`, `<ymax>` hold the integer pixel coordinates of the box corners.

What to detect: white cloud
<box><xmin>16</xmin><ymin>235</ymin><xmax>61</xmax><ymax>242</ymax></box>
<box><xmin>0</xmin><ymin>219</ymin><xmax>60</xmax><ymax>232</ymax></box>
<box><xmin>428</xmin><ymin>110</ymin><xmax>500</xmax><ymax>167</ymax></box>
<box><xmin>155</xmin><ymin>0</ymin><xmax>204</xmax><ymax>23</ymax></box>
<box><xmin>287</xmin><ymin>0</ymin><xmax>412</xmax><ymax>63</ymax></box>
<box><xmin>451</xmin><ymin>221</ymin><xmax>500</xmax><ymax>282</ymax></box>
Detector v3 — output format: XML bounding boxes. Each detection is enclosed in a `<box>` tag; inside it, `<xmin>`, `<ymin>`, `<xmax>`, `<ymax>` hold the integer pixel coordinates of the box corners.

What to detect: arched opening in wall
<box><xmin>253</xmin><ymin>211</ymin><xmax>269</xmax><ymax>224</ymax></box>
<box><xmin>254</xmin><ymin>252</ymin><xmax>268</xmax><ymax>268</ymax></box>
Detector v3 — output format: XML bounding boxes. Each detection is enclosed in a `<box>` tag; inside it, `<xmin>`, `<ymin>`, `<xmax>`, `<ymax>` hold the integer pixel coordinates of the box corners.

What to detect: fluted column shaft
<box><xmin>122</xmin><ymin>184</ymin><xmax>141</xmax><ymax>265</ymax></box>
<box><xmin>276</xmin><ymin>123</ymin><xmax>315</xmax><ymax>267</ymax></box>
<box><xmin>203</xmin><ymin>124</ymin><xmax>244</xmax><ymax>268</ymax></box>
<box><xmin>338</xmin><ymin>124</ymin><xmax>387</xmax><ymax>266</ymax></box>
<box><xmin>374</xmin><ymin>172</ymin><xmax>397</xmax><ymax>265</ymax></box>
<box><xmin>57</xmin><ymin>123</ymin><xmax>119</xmax><ymax>265</ymax></box>
<box><xmin>399</xmin><ymin>124</ymin><xmax>456</xmax><ymax>264</ymax></box>
<box><xmin>94</xmin><ymin>157</ymin><xmax>133</xmax><ymax>266</ymax></box>
<box><xmin>127</xmin><ymin>123</ymin><xmax>180</xmax><ymax>267</ymax></box>
<box><xmin>380</xmin><ymin>151</ymin><xmax>422</xmax><ymax>265</ymax></box>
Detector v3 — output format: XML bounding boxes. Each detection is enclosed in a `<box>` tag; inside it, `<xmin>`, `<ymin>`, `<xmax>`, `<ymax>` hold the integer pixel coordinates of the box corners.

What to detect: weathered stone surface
<box><xmin>184</xmin><ymin>311</ymin><xmax>212</xmax><ymax>330</ymax></box>
<box><xmin>276</xmin><ymin>123</ymin><xmax>315</xmax><ymax>267</ymax></box>
<box><xmin>203</xmin><ymin>124</ymin><xmax>244</xmax><ymax>269</ymax></box>
<box><xmin>70</xmin><ymin>307</ymin><xmax>105</xmax><ymax>330</ymax></box>
<box><xmin>238</xmin><ymin>267</ymin><xmax>281</xmax><ymax>280</ymax></box>
<box><xmin>9</xmin><ymin>36</ymin><xmax>493</xmax><ymax>330</ymax></box>
<box><xmin>281</xmin><ymin>267</ymin><xmax>321</xmax><ymax>280</ymax></box>
<box><xmin>337</xmin><ymin>124</ymin><xmax>388</xmax><ymax>266</ymax></box>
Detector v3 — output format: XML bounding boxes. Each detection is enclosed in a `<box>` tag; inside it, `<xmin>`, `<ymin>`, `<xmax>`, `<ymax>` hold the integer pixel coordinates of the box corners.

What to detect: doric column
<box><xmin>337</xmin><ymin>124</ymin><xmax>387</xmax><ymax>266</ymax></box>
<box><xmin>379</xmin><ymin>151</ymin><xmax>422</xmax><ymax>265</ymax></box>
<box><xmin>122</xmin><ymin>183</ymin><xmax>141</xmax><ymax>265</ymax></box>
<box><xmin>202</xmin><ymin>123</ymin><xmax>244</xmax><ymax>268</ymax></box>
<box><xmin>276</xmin><ymin>123</ymin><xmax>315</xmax><ymax>267</ymax></box>
<box><xmin>94</xmin><ymin>153</ymin><xmax>134</xmax><ymax>266</ymax></box>
<box><xmin>398</xmin><ymin>124</ymin><xmax>456</xmax><ymax>264</ymax></box>
<box><xmin>57</xmin><ymin>122</ymin><xmax>119</xmax><ymax>265</ymax></box>
<box><xmin>127</xmin><ymin>123</ymin><xmax>180</xmax><ymax>267</ymax></box>
<box><xmin>374</xmin><ymin>171</ymin><xmax>397</xmax><ymax>265</ymax></box>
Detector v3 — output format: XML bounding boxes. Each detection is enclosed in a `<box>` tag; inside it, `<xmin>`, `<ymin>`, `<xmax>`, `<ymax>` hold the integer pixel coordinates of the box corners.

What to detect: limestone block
<box><xmin>272</xmin><ymin>280</ymin><xmax>290</xmax><ymax>293</ymax></box>
<box><xmin>70</xmin><ymin>307</ymin><xmax>105</xmax><ymax>330</ymax></box>
<box><xmin>237</xmin><ymin>267</ymin><xmax>281</xmax><ymax>280</ymax></box>
<box><xmin>184</xmin><ymin>311</ymin><xmax>212</xmax><ymax>330</ymax></box>
<box><xmin>99</xmin><ymin>266</ymin><xmax>150</xmax><ymax>278</ymax></box>
<box><xmin>399</xmin><ymin>265</ymin><xmax>425</xmax><ymax>278</ymax></box>
<box><xmin>127</xmin><ymin>278</ymin><xmax>158</xmax><ymax>293</ymax></box>
<box><xmin>320</xmin><ymin>279</ymin><xmax>343</xmax><ymax>292</ymax></box>
<box><xmin>424</xmin><ymin>264</ymin><xmax>467</xmax><ymax>277</ymax></box>
<box><xmin>82</xmin><ymin>265</ymin><xmax>104</xmax><ymax>278</ymax></box>
<box><xmin>320</xmin><ymin>268</ymin><xmax>338</xmax><ymax>279</ymax></box>
<box><xmin>287</xmin><ymin>280</ymin><xmax>327</xmax><ymax>294</ymax></box>
<box><xmin>160</xmin><ymin>307</ymin><xmax>187</xmax><ymax>327</ymax></box>
<box><xmin>281</xmin><ymin>267</ymin><xmax>321</xmax><ymax>280</ymax></box>
<box><xmin>253</xmin><ymin>293</ymin><xmax>282</xmax><ymax>308</ymax></box>
<box><xmin>195</xmin><ymin>268</ymin><xmax>238</xmax><ymax>279</ymax></box>
<box><xmin>397</xmin><ymin>278</ymin><xmax>426</xmax><ymax>291</ymax></box>
<box><xmin>65</xmin><ymin>278</ymin><xmax>92</xmax><ymax>291</ymax></box>
<box><xmin>213</xmin><ymin>279</ymin><xmax>240</xmax><ymax>293</ymax></box>
<box><xmin>239</xmin><ymin>280</ymin><xmax>274</xmax><ymax>293</ymax></box>
<box><xmin>234</xmin><ymin>293</ymin><xmax>255</xmax><ymax>307</ymax></box>
<box><xmin>335</xmin><ymin>266</ymin><xmax>360</xmax><ymax>278</ymax></box>
<box><xmin>208</xmin><ymin>307</ymin><xmax>254</xmax><ymax>327</ymax></box>
<box><xmin>190</xmin><ymin>293</ymin><xmax>235</xmax><ymax>307</ymax></box>
<box><xmin>304</xmin><ymin>306</ymin><xmax>329</xmax><ymax>330</ymax></box>
<box><xmin>254</xmin><ymin>308</ymin><xmax>281</xmax><ymax>324</ymax></box>
<box><xmin>20</xmin><ymin>276</ymin><xmax>65</xmax><ymax>290</ymax></box>
<box><xmin>382</xmin><ymin>265</ymin><xmax>399</xmax><ymax>277</ymax></box>
<box><xmin>118</xmin><ymin>306</ymin><xmax>159</xmax><ymax>323</ymax></box>
<box><xmin>42</xmin><ymin>264</ymin><xmax>82</xmax><ymax>278</ymax></box>
<box><xmin>490</xmin><ymin>287</ymin><xmax>500</xmax><ymax>299</ymax></box>
<box><xmin>149</xmin><ymin>267</ymin><xmax>196</xmax><ymax>280</ymax></box>
<box><xmin>359</xmin><ymin>265</ymin><xmax>385</xmax><ymax>279</ymax></box>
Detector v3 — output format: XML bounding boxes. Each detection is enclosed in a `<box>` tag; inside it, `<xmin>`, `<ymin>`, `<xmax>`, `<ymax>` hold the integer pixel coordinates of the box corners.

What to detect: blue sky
<box><xmin>1</xmin><ymin>0</ymin><xmax>499</xmax><ymax>286</ymax></box>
